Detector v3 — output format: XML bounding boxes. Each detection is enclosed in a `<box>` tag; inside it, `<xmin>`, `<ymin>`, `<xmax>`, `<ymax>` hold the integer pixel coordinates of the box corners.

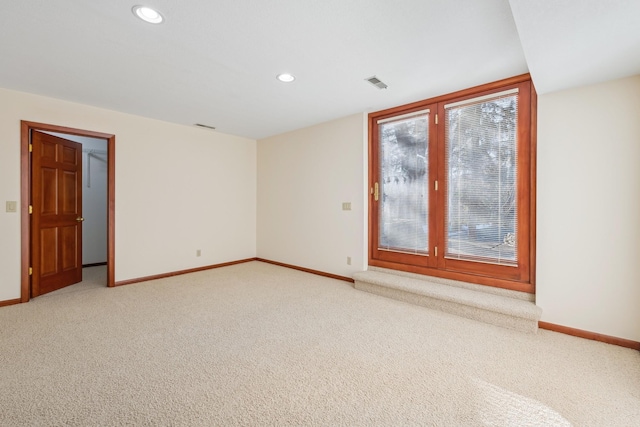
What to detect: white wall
<box><xmin>257</xmin><ymin>77</ymin><xmax>640</xmax><ymax>342</ymax></box>
<box><xmin>257</xmin><ymin>114</ymin><xmax>367</xmax><ymax>278</ymax></box>
<box><xmin>536</xmin><ymin>75</ymin><xmax>640</xmax><ymax>342</ymax></box>
<box><xmin>79</xmin><ymin>136</ymin><xmax>108</xmax><ymax>265</ymax></box>
<box><xmin>0</xmin><ymin>88</ymin><xmax>257</xmax><ymax>300</ymax></box>
<box><xmin>2</xmin><ymin>77</ymin><xmax>637</xmax><ymax>342</ymax></box>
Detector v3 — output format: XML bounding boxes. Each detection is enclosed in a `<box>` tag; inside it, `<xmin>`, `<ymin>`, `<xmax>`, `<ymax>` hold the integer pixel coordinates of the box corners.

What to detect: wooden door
<box><xmin>31</xmin><ymin>131</ymin><xmax>83</xmax><ymax>297</ymax></box>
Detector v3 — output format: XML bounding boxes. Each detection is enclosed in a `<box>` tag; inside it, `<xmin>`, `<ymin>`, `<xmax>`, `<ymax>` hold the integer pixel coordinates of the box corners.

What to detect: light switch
<box><xmin>342</xmin><ymin>202</ymin><xmax>351</xmax><ymax>211</ymax></box>
<box><xmin>6</xmin><ymin>201</ymin><xmax>17</xmax><ymax>213</ymax></box>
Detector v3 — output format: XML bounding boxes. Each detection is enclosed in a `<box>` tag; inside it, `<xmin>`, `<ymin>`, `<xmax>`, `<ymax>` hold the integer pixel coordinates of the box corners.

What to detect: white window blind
<box><xmin>444</xmin><ymin>91</ymin><xmax>518</xmax><ymax>265</ymax></box>
<box><xmin>378</xmin><ymin>112</ymin><xmax>429</xmax><ymax>254</ymax></box>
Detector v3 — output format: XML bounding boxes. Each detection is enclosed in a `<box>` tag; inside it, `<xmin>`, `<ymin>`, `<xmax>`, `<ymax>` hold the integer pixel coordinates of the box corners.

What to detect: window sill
<box><xmin>368</xmin><ymin>258</ymin><xmax>535</xmax><ymax>294</ymax></box>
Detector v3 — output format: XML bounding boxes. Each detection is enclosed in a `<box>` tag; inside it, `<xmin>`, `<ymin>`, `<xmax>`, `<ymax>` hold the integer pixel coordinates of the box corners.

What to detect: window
<box><xmin>369</xmin><ymin>75</ymin><xmax>536</xmax><ymax>292</ymax></box>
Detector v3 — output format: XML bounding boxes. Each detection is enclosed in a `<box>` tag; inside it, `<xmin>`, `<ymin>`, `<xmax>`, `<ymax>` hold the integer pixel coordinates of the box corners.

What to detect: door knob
<box><xmin>76</xmin><ymin>217</ymin><xmax>85</xmax><ymax>222</ymax></box>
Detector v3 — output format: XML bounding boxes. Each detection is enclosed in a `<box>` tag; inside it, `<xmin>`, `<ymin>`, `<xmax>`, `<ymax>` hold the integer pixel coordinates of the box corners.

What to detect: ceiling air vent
<box><xmin>194</xmin><ymin>123</ymin><xmax>216</xmax><ymax>130</ymax></box>
<box><xmin>365</xmin><ymin>76</ymin><xmax>388</xmax><ymax>90</ymax></box>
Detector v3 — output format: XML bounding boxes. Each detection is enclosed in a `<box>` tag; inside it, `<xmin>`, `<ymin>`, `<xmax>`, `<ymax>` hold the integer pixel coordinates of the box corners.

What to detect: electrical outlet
<box><xmin>347</xmin><ymin>256</ymin><xmax>352</xmax><ymax>265</ymax></box>
<box><xmin>342</xmin><ymin>202</ymin><xmax>351</xmax><ymax>211</ymax></box>
<box><xmin>196</xmin><ymin>249</ymin><xmax>201</xmax><ymax>257</ymax></box>
<box><xmin>5</xmin><ymin>201</ymin><xmax>17</xmax><ymax>213</ymax></box>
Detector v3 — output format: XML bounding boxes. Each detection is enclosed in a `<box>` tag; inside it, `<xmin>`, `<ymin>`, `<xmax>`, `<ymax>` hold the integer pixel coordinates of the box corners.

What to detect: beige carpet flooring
<box><xmin>0</xmin><ymin>261</ymin><xmax>638</xmax><ymax>426</ymax></box>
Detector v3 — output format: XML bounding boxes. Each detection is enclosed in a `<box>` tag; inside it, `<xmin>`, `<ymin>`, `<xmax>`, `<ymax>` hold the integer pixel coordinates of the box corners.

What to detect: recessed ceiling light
<box><xmin>132</xmin><ymin>5</ymin><xmax>164</xmax><ymax>24</ymax></box>
<box><xmin>276</xmin><ymin>73</ymin><xmax>296</xmax><ymax>83</ymax></box>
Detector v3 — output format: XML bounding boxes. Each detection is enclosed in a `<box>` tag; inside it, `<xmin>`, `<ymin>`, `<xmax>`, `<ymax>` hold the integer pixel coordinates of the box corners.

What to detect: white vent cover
<box><xmin>365</xmin><ymin>76</ymin><xmax>388</xmax><ymax>89</ymax></box>
<box><xmin>194</xmin><ymin>123</ymin><xmax>216</xmax><ymax>130</ymax></box>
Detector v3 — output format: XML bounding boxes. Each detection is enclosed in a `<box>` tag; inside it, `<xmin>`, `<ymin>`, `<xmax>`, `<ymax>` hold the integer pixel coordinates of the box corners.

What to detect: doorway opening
<box><xmin>20</xmin><ymin>121</ymin><xmax>115</xmax><ymax>301</ymax></box>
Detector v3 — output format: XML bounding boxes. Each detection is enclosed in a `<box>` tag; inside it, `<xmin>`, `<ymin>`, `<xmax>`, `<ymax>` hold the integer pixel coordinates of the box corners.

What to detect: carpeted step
<box><xmin>352</xmin><ymin>270</ymin><xmax>542</xmax><ymax>333</ymax></box>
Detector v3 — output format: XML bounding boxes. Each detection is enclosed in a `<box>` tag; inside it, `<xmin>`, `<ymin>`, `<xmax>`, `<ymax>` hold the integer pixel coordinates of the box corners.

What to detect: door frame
<box><xmin>20</xmin><ymin>121</ymin><xmax>116</xmax><ymax>301</ymax></box>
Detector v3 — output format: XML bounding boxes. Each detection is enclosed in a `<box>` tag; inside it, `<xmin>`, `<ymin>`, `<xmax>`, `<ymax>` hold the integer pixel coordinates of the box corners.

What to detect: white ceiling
<box><xmin>0</xmin><ymin>0</ymin><xmax>638</xmax><ymax>140</ymax></box>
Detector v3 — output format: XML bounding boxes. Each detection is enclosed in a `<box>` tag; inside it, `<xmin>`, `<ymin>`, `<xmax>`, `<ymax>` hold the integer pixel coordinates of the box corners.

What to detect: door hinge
<box><xmin>29</xmin><ymin>205</ymin><xmax>33</xmax><ymax>214</ymax></box>
<box><xmin>435</xmin><ymin>114</ymin><xmax>438</xmax><ymax>125</ymax></box>
<box><xmin>373</xmin><ymin>182</ymin><xmax>379</xmax><ymax>201</ymax></box>
<box><xmin>29</xmin><ymin>267</ymin><xmax>33</xmax><ymax>276</ymax></box>
<box><xmin>29</xmin><ymin>143</ymin><xmax>33</xmax><ymax>153</ymax></box>
<box><xmin>434</xmin><ymin>180</ymin><xmax>438</xmax><ymax>191</ymax></box>
<box><xmin>434</xmin><ymin>246</ymin><xmax>438</xmax><ymax>257</ymax></box>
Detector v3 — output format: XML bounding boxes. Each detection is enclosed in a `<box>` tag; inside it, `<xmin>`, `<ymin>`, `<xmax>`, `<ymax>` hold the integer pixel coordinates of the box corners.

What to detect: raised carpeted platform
<box><xmin>353</xmin><ymin>269</ymin><xmax>542</xmax><ymax>333</ymax></box>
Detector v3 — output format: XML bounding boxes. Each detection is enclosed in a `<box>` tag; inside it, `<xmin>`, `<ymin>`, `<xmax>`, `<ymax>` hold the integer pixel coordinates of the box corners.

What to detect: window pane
<box><xmin>378</xmin><ymin>112</ymin><xmax>429</xmax><ymax>254</ymax></box>
<box><xmin>445</xmin><ymin>93</ymin><xmax>518</xmax><ymax>265</ymax></box>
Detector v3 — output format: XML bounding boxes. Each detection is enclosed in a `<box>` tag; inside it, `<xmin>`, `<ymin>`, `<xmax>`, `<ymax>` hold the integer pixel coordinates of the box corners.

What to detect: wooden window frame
<box><xmin>368</xmin><ymin>74</ymin><xmax>536</xmax><ymax>293</ymax></box>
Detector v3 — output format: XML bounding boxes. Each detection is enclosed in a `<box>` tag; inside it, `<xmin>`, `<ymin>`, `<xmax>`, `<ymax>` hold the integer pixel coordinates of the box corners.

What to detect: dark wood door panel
<box><xmin>41</xmin><ymin>140</ymin><xmax>56</xmax><ymax>160</ymax></box>
<box><xmin>41</xmin><ymin>167</ymin><xmax>58</xmax><ymax>215</ymax></box>
<box><xmin>40</xmin><ymin>228</ymin><xmax>58</xmax><ymax>277</ymax></box>
<box><xmin>31</xmin><ymin>131</ymin><xmax>83</xmax><ymax>297</ymax></box>
<box><xmin>62</xmin><ymin>170</ymin><xmax>78</xmax><ymax>214</ymax></box>
<box><xmin>61</xmin><ymin>145</ymin><xmax>78</xmax><ymax>165</ymax></box>
<box><xmin>61</xmin><ymin>225</ymin><xmax>79</xmax><ymax>271</ymax></box>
